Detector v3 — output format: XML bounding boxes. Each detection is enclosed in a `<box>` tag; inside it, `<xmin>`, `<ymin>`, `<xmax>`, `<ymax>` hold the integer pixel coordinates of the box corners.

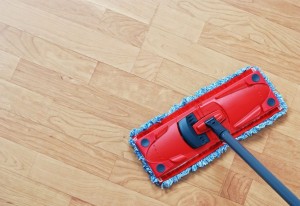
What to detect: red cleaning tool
<box><xmin>129</xmin><ymin>67</ymin><xmax>299</xmax><ymax>205</ymax></box>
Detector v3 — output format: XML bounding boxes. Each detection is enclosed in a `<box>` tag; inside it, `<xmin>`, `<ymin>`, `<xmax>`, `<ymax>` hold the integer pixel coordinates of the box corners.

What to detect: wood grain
<box><xmin>223</xmin><ymin>0</ymin><xmax>300</xmax><ymax>33</ymax></box>
<box><xmin>185</xmin><ymin>163</ymin><xmax>229</xmax><ymax>195</ymax></box>
<box><xmin>272</xmin><ymin>109</ymin><xmax>300</xmax><ymax>141</ymax></box>
<box><xmin>1</xmin><ymin>0</ymin><xmax>299</xmax><ymax>205</ymax></box>
<box><xmin>0</xmin><ymin>74</ymin><xmax>130</xmax><ymax>158</ymax></box>
<box><xmin>109</xmin><ymin>159</ymin><xmax>240</xmax><ymax>206</ymax></box>
<box><xmin>230</xmin><ymin>147</ymin><xmax>300</xmax><ymax>195</ymax></box>
<box><xmin>0</xmin><ymin>22</ymin><xmax>97</xmax><ymax>83</ymax></box>
<box><xmin>19</xmin><ymin>1</ymin><xmax>148</xmax><ymax>47</ymax></box>
<box><xmin>29</xmin><ymin>154</ymin><xmax>167</xmax><ymax>206</ymax></box>
<box><xmin>89</xmin><ymin>62</ymin><xmax>184</xmax><ymax>113</ymax></box>
<box><xmin>264</xmin><ymin>71</ymin><xmax>298</xmax><ymax>106</ymax></box>
<box><xmin>143</xmin><ymin>26</ymin><xmax>246</xmax><ymax>79</ymax></box>
<box><xmin>0</xmin><ymin>168</ymin><xmax>71</xmax><ymax>206</ymax></box>
<box><xmin>0</xmin><ymin>198</ymin><xmax>15</xmax><ymax>206</ymax></box>
<box><xmin>264</xmin><ymin>130</ymin><xmax>300</xmax><ymax>165</ymax></box>
<box><xmin>0</xmin><ymin>0</ymin><xmax>140</xmax><ymax>71</ymax></box>
<box><xmin>156</xmin><ymin>59</ymin><xmax>216</xmax><ymax>95</ymax></box>
<box><xmin>199</xmin><ymin>23</ymin><xmax>300</xmax><ymax>83</ymax></box>
<box><xmin>230</xmin><ymin>151</ymin><xmax>261</xmax><ymax>184</ymax></box>
<box><xmin>0</xmin><ymin>138</ymin><xmax>37</xmax><ymax>177</ymax></box>
<box><xmin>245</xmin><ymin>180</ymin><xmax>288</xmax><ymax>206</ymax></box>
<box><xmin>220</xmin><ymin>171</ymin><xmax>252</xmax><ymax>205</ymax></box>
<box><xmin>257</xmin><ymin>155</ymin><xmax>300</xmax><ymax>196</ymax></box>
<box><xmin>152</xmin><ymin>4</ymin><xmax>204</xmax><ymax>42</ymax></box>
<box><xmin>18</xmin><ymin>0</ymin><xmax>106</xmax><ymax>30</ymax></box>
<box><xmin>98</xmin><ymin>9</ymin><xmax>147</xmax><ymax>48</ymax></box>
<box><xmin>170</xmin><ymin>0</ymin><xmax>300</xmax><ymax>58</ymax></box>
<box><xmin>292</xmin><ymin>85</ymin><xmax>300</xmax><ymax>112</ymax></box>
<box><xmin>236</xmin><ymin>130</ymin><xmax>269</xmax><ymax>154</ymax></box>
<box><xmin>131</xmin><ymin>50</ymin><xmax>163</xmax><ymax>81</ymax></box>
<box><xmin>11</xmin><ymin>60</ymin><xmax>156</xmax><ymax>129</ymax></box>
<box><xmin>0</xmin><ymin>50</ymin><xmax>19</xmax><ymax>80</ymax></box>
<box><xmin>69</xmin><ymin>198</ymin><xmax>96</xmax><ymax>206</ymax></box>
<box><xmin>87</xmin><ymin>0</ymin><xmax>158</xmax><ymax>24</ymax></box>
<box><xmin>0</xmin><ymin>108</ymin><xmax>117</xmax><ymax>179</ymax></box>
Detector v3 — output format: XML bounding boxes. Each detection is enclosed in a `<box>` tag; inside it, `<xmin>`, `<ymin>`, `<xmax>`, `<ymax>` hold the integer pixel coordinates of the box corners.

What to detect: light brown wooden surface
<box><xmin>0</xmin><ymin>0</ymin><xmax>299</xmax><ymax>205</ymax></box>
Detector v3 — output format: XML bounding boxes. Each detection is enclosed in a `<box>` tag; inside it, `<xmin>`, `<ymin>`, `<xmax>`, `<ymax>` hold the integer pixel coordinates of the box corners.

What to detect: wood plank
<box><xmin>257</xmin><ymin>155</ymin><xmax>300</xmax><ymax>196</ymax></box>
<box><xmin>47</xmin><ymin>106</ymin><xmax>130</xmax><ymax>158</ymax></box>
<box><xmin>0</xmin><ymin>77</ymin><xmax>130</xmax><ymax>158</ymax></box>
<box><xmin>170</xmin><ymin>0</ymin><xmax>300</xmax><ymax>81</ymax></box>
<box><xmin>0</xmin><ymin>1</ymin><xmax>299</xmax><ymax>205</ymax></box>
<box><xmin>109</xmin><ymin>158</ymin><xmax>241</xmax><ymax>206</ymax></box>
<box><xmin>152</xmin><ymin>4</ymin><xmax>204</xmax><ymax>42</ymax></box>
<box><xmin>97</xmin><ymin>9</ymin><xmax>147</xmax><ymax>48</ymax></box>
<box><xmin>143</xmin><ymin>26</ymin><xmax>246</xmax><ymax>79</ymax></box>
<box><xmin>29</xmin><ymin>154</ymin><xmax>167</xmax><ymax>206</ymax></box>
<box><xmin>0</xmin><ymin>50</ymin><xmax>19</xmax><ymax>80</ymax></box>
<box><xmin>239</xmin><ymin>129</ymin><xmax>269</xmax><ymax>154</ymax></box>
<box><xmin>292</xmin><ymin>85</ymin><xmax>300</xmax><ymax>112</ymax></box>
<box><xmin>126</xmin><ymin>143</ymin><xmax>233</xmax><ymax>194</ymax></box>
<box><xmin>131</xmin><ymin>50</ymin><xmax>163</xmax><ymax>81</ymax></box>
<box><xmin>0</xmin><ymin>77</ymin><xmax>62</xmax><ymax>123</ymax></box>
<box><xmin>0</xmin><ymin>108</ymin><xmax>117</xmax><ymax>179</ymax></box>
<box><xmin>199</xmin><ymin>23</ymin><xmax>300</xmax><ymax>83</ymax></box>
<box><xmin>17</xmin><ymin>0</ymin><xmax>106</xmax><ymax>30</ymax></box>
<box><xmin>0</xmin><ymin>0</ymin><xmax>139</xmax><ymax>72</ymax></box>
<box><xmin>264</xmin><ymin>71</ymin><xmax>298</xmax><ymax>106</ymax></box>
<box><xmin>223</xmin><ymin>0</ymin><xmax>300</xmax><ymax>33</ymax></box>
<box><xmin>18</xmin><ymin>0</ymin><xmax>148</xmax><ymax>48</ymax></box>
<box><xmin>287</xmin><ymin>0</ymin><xmax>300</xmax><ymax>6</ymax></box>
<box><xmin>0</xmin><ymin>168</ymin><xmax>70</xmax><ymax>206</ymax></box>
<box><xmin>156</xmin><ymin>59</ymin><xmax>216</xmax><ymax>95</ymax></box>
<box><xmin>272</xmin><ymin>109</ymin><xmax>300</xmax><ymax>141</ymax></box>
<box><xmin>87</xmin><ymin>0</ymin><xmax>158</xmax><ymax>24</ymax></box>
<box><xmin>0</xmin><ymin>137</ymin><xmax>37</xmax><ymax>177</ymax></box>
<box><xmin>156</xmin><ymin>61</ymin><xmax>294</xmax><ymax>118</ymax></box>
<box><xmin>264</xmin><ymin>130</ymin><xmax>300</xmax><ymax>165</ymax></box>
<box><xmin>184</xmin><ymin>163</ymin><xmax>229</xmax><ymax>195</ymax></box>
<box><xmin>230</xmin><ymin>153</ymin><xmax>259</xmax><ymax>183</ymax></box>
<box><xmin>0</xmin><ymin>22</ymin><xmax>97</xmax><ymax>83</ymax></box>
<box><xmin>170</xmin><ymin>0</ymin><xmax>300</xmax><ymax>58</ymax></box>
<box><xmin>89</xmin><ymin>62</ymin><xmax>184</xmax><ymax>113</ymax></box>
<box><xmin>230</xmin><ymin>147</ymin><xmax>300</xmax><ymax>195</ymax></box>
<box><xmin>245</xmin><ymin>180</ymin><xmax>288</xmax><ymax>206</ymax></box>
<box><xmin>11</xmin><ymin>59</ymin><xmax>157</xmax><ymax>129</ymax></box>
<box><xmin>220</xmin><ymin>170</ymin><xmax>252</xmax><ymax>205</ymax></box>
<box><xmin>214</xmin><ymin>149</ymin><xmax>236</xmax><ymax>169</ymax></box>
<box><xmin>0</xmin><ymin>198</ymin><xmax>16</xmax><ymax>206</ymax></box>
<box><xmin>69</xmin><ymin>198</ymin><xmax>95</xmax><ymax>206</ymax></box>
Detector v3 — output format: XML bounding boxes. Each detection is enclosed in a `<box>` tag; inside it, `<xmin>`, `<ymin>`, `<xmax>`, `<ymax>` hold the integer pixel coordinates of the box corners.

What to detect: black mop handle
<box><xmin>205</xmin><ymin>117</ymin><xmax>300</xmax><ymax>206</ymax></box>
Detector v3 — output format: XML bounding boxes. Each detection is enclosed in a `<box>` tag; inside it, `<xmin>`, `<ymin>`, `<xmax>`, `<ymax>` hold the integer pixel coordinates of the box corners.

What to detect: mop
<box><xmin>129</xmin><ymin>66</ymin><xmax>299</xmax><ymax>205</ymax></box>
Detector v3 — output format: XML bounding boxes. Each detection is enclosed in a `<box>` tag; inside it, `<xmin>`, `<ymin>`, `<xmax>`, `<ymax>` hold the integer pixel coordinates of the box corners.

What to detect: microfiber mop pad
<box><xmin>129</xmin><ymin>66</ymin><xmax>287</xmax><ymax>188</ymax></box>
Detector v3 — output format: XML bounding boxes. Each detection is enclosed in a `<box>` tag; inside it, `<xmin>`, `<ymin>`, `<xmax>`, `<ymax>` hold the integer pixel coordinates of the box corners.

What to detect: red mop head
<box><xmin>129</xmin><ymin>67</ymin><xmax>287</xmax><ymax>187</ymax></box>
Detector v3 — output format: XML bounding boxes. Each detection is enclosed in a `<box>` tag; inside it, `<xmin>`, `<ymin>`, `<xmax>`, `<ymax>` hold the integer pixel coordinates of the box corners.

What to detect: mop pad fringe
<box><xmin>129</xmin><ymin>66</ymin><xmax>287</xmax><ymax>188</ymax></box>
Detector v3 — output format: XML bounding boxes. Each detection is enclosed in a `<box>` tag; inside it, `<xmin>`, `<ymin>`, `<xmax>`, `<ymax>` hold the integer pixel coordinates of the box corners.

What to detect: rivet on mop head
<box><xmin>156</xmin><ymin>164</ymin><xmax>165</xmax><ymax>173</ymax></box>
<box><xmin>141</xmin><ymin>138</ymin><xmax>150</xmax><ymax>147</ymax></box>
<box><xmin>267</xmin><ymin>98</ymin><xmax>276</xmax><ymax>106</ymax></box>
<box><xmin>252</xmin><ymin>74</ymin><xmax>260</xmax><ymax>82</ymax></box>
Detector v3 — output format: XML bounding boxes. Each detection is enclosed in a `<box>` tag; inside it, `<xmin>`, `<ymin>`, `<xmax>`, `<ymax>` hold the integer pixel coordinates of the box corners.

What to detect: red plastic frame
<box><xmin>133</xmin><ymin>68</ymin><xmax>281</xmax><ymax>182</ymax></box>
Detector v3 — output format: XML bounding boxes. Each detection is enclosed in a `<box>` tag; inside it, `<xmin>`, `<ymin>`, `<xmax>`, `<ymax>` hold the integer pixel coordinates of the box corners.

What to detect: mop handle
<box><xmin>205</xmin><ymin>117</ymin><xmax>300</xmax><ymax>206</ymax></box>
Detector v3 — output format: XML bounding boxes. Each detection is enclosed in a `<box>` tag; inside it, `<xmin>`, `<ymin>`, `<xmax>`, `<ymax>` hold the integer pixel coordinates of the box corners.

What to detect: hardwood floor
<box><xmin>0</xmin><ymin>0</ymin><xmax>299</xmax><ymax>205</ymax></box>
